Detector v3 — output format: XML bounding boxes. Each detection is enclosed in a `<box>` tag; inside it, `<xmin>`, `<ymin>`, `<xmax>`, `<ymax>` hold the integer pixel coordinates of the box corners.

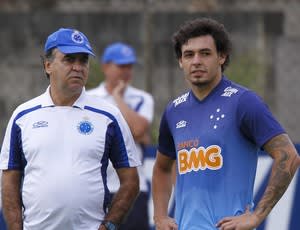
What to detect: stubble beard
<box><xmin>190</xmin><ymin>78</ymin><xmax>212</xmax><ymax>89</ymax></box>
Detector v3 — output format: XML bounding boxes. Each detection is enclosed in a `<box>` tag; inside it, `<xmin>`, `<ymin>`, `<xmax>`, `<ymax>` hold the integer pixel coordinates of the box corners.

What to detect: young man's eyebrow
<box><xmin>183</xmin><ymin>48</ymin><xmax>212</xmax><ymax>53</ymax></box>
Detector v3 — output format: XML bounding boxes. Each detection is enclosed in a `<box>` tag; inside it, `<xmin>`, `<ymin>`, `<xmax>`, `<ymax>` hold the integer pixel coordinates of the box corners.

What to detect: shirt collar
<box><xmin>99</xmin><ymin>82</ymin><xmax>131</xmax><ymax>97</ymax></box>
<box><xmin>41</xmin><ymin>86</ymin><xmax>87</xmax><ymax>109</ymax></box>
<box><xmin>73</xmin><ymin>87</ymin><xmax>87</xmax><ymax>109</ymax></box>
<box><xmin>98</xmin><ymin>82</ymin><xmax>110</xmax><ymax>97</ymax></box>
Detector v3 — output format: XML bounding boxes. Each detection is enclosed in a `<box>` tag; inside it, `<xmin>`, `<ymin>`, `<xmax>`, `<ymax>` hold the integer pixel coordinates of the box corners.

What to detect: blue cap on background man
<box><xmin>101</xmin><ymin>42</ymin><xmax>136</xmax><ymax>65</ymax></box>
<box><xmin>44</xmin><ymin>28</ymin><xmax>95</xmax><ymax>56</ymax></box>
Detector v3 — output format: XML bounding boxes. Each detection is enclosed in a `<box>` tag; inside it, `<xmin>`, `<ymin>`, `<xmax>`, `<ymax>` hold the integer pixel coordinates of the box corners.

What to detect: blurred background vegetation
<box><xmin>85</xmin><ymin>58</ymin><xmax>104</xmax><ymax>90</ymax></box>
<box><xmin>226</xmin><ymin>53</ymin><xmax>265</xmax><ymax>95</ymax></box>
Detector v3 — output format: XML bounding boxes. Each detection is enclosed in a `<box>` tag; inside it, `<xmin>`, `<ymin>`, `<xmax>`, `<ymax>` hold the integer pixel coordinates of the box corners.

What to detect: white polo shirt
<box><xmin>88</xmin><ymin>83</ymin><xmax>154</xmax><ymax>192</ymax></box>
<box><xmin>0</xmin><ymin>87</ymin><xmax>140</xmax><ymax>230</ymax></box>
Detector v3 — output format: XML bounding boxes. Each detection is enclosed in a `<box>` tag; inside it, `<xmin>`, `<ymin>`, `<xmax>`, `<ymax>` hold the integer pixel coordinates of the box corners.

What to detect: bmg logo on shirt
<box><xmin>178</xmin><ymin>145</ymin><xmax>223</xmax><ymax>174</ymax></box>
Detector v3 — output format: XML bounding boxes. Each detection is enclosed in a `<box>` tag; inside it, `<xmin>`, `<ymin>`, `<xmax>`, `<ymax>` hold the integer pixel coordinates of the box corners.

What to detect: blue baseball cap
<box><xmin>101</xmin><ymin>42</ymin><xmax>136</xmax><ymax>65</ymax></box>
<box><xmin>44</xmin><ymin>28</ymin><xmax>95</xmax><ymax>56</ymax></box>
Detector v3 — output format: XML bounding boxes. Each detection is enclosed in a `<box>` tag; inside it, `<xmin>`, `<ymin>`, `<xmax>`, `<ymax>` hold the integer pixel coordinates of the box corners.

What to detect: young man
<box><xmin>0</xmin><ymin>28</ymin><xmax>140</xmax><ymax>230</ymax></box>
<box><xmin>152</xmin><ymin>18</ymin><xmax>300</xmax><ymax>230</ymax></box>
<box><xmin>88</xmin><ymin>42</ymin><xmax>154</xmax><ymax>230</ymax></box>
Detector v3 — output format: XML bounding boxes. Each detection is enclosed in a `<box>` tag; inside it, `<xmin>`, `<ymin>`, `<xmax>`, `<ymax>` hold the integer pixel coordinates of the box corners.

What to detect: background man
<box><xmin>88</xmin><ymin>42</ymin><xmax>154</xmax><ymax>230</ymax></box>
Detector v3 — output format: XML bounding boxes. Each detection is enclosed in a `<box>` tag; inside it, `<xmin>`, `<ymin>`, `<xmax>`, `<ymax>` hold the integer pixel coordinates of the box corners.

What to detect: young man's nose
<box><xmin>191</xmin><ymin>54</ymin><xmax>202</xmax><ymax>65</ymax></box>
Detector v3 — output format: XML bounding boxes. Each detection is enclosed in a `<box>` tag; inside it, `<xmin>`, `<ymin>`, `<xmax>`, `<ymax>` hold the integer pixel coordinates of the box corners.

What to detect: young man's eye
<box><xmin>201</xmin><ymin>52</ymin><xmax>210</xmax><ymax>56</ymax></box>
<box><xmin>183</xmin><ymin>53</ymin><xmax>193</xmax><ymax>58</ymax></box>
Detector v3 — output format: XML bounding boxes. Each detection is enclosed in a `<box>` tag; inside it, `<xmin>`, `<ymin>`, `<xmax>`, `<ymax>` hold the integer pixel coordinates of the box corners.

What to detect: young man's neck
<box><xmin>191</xmin><ymin>74</ymin><xmax>223</xmax><ymax>101</ymax></box>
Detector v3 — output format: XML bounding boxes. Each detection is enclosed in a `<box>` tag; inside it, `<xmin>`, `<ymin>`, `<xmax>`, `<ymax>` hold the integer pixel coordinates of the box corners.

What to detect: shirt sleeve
<box><xmin>237</xmin><ymin>90</ymin><xmax>285</xmax><ymax>148</ymax></box>
<box><xmin>157</xmin><ymin>109</ymin><xmax>176</xmax><ymax>159</ymax></box>
<box><xmin>107</xmin><ymin>110</ymin><xmax>141</xmax><ymax>168</ymax></box>
<box><xmin>135</xmin><ymin>93</ymin><xmax>154</xmax><ymax>123</ymax></box>
<box><xmin>0</xmin><ymin>110</ymin><xmax>25</xmax><ymax>170</ymax></box>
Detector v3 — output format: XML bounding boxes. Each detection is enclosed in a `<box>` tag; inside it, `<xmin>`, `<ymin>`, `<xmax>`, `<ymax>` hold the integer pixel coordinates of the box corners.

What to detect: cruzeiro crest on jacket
<box><xmin>173</xmin><ymin>92</ymin><xmax>189</xmax><ymax>107</ymax></box>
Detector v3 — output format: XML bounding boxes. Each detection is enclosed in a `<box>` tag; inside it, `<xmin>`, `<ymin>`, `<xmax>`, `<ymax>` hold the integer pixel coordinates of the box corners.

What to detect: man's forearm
<box><xmin>105</xmin><ymin>183</ymin><xmax>139</xmax><ymax>224</ymax></box>
<box><xmin>104</xmin><ymin>168</ymin><xmax>139</xmax><ymax>224</ymax></box>
<box><xmin>152</xmin><ymin>161</ymin><xmax>173</xmax><ymax>220</ymax></box>
<box><xmin>254</xmin><ymin>134</ymin><xmax>300</xmax><ymax>224</ymax></box>
<box><xmin>253</xmin><ymin>159</ymin><xmax>292</xmax><ymax>223</ymax></box>
<box><xmin>2</xmin><ymin>170</ymin><xmax>23</xmax><ymax>230</ymax></box>
<box><xmin>2</xmin><ymin>206</ymin><xmax>23</xmax><ymax>230</ymax></box>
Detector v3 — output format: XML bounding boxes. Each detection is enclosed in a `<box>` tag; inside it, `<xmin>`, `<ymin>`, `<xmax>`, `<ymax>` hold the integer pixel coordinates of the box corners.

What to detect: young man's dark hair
<box><xmin>172</xmin><ymin>17</ymin><xmax>232</xmax><ymax>72</ymax></box>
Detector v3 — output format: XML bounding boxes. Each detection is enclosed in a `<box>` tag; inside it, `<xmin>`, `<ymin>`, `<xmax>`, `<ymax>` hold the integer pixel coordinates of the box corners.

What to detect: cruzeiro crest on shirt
<box><xmin>77</xmin><ymin>118</ymin><xmax>94</xmax><ymax>135</ymax></box>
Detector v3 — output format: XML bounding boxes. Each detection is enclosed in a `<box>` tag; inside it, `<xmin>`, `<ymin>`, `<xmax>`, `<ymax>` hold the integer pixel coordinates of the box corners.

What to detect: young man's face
<box><xmin>179</xmin><ymin>35</ymin><xmax>226</xmax><ymax>88</ymax></box>
<box><xmin>45</xmin><ymin>49</ymin><xmax>89</xmax><ymax>95</ymax></box>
